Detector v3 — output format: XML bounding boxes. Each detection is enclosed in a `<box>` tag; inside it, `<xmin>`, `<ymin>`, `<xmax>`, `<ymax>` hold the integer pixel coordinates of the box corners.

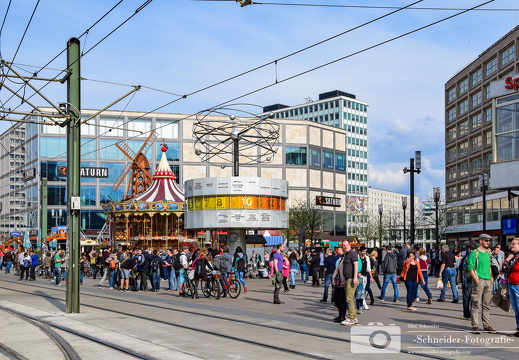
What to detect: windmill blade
<box><xmin>112</xmin><ymin>161</ymin><xmax>133</xmax><ymax>191</ymax></box>
<box><xmin>115</xmin><ymin>140</ymin><xmax>136</xmax><ymax>160</ymax></box>
<box><xmin>135</xmin><ymin>130</ymin><xmax>158</xmax><ymax>157</ymax></box>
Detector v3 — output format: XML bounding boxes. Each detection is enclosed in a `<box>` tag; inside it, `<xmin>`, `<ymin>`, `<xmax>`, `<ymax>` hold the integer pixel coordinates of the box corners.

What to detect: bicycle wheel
<box><xmin>227</xmin><ymin>279</ymin><xmax>241</xmax><ymax>299</ymax></box>
<box><xmin>14</xmin><ymin>266</ymin><xmax>20</xmax><ymax>276</ymax></box>
<box><xmin>212</xmin><ymin>279</ymin><xmax>221</xmax><ymax>300</ymax></box>
<box><xmin>201</xmin><ymin>279</ymin><xmax>211</xmax><ymax>298</ymax></box>
<box><xmin>185</xmin><ymin>279</ymin><xmax>195</xmax><ymax>298</ymax></box>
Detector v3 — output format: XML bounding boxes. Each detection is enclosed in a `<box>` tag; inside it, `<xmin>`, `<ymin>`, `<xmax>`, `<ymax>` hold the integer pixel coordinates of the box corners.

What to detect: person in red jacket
<box><xmin>401</xmin><ymin>252</ymin><xmax>425</xmax><ymax>311</ymax></box>
<box><xmin>503</xmin><ymin>239</ymin><xmax>519</xmax><ymax>337</ymax></box>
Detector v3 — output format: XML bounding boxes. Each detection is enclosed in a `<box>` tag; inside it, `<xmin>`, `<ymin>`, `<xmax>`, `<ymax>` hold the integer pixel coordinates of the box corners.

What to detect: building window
<box><xmin>448</xmin><ymin>107</ymin><xmax>457</xmax><ymax>122</ymax></box>
<box><xmin>448</xmin><ymin>87</ymin><xmax>457</xmax><ymax>102</ymax></box>
<box><xmin>285</xmin><ymin>146</ymin><xmax>307</xmax><ymax>165</ymax></box>
<box><xmin>80</xmin><ymin>186</ymin><xmax>96</xmax><ymax>206</ymax></box>
<box><xmin>459</xmin><ymin>100</ymin><xmax>469</xmax><ymax>115</ymax></box>
<box><xmin>448</xmin><ymin>166</ymin><xmax>457</xmax><ymax>180</ymax></box>
<box><xmin>447</xmin><ymin>127</ymin><xmax>457</xmax><ymax>141</ymax></box>
<box><xmin>156</xmin><ymin>142</ymin><xmax>180</xmax><ymax>161</ymax></box>
<box><xmin>48</xmin><ymin>186</ymin><xmax>67</xmax><ymax>205</ymax></box>
<box><xmin>471</xmin><ymin>114</ymin><xmax>482</xmax><ymax>129</ymax></box>
<box><xmin>459</xmin><ymin>120</ymin><xmax>469</xmax><ymax>136</ymax></box>
<box><xmin>459</xmin><ymin>162</ymin><xmax>469</xmax><ymax>176</ymax></box>
<box><xmin>448</xmin><ymin>147</ymin><xmax>457</xmax><ymax>161</ymax></box>
<box><xmin>485</xmin><ymin>107</ymin><xmax>492</xmax><ymax>122</ymax></box>
<box><xmin>323</xmin><ymin>150</ymin><xmax>334</xmax><ymax>169</ymax></box>
<box><xmin>485</xmin><ymin>86</ymin><xmax>491</xmax><ymax>100</ymax></box>
<box><xmin>310</xmin><ymin>148</ymin><xmax>321</xmax><ymax>167</ymax></box>
<box><xmin>486</xmin><ymin>153</ymin><xmax>492</xmax><ymax>167</ymax></box>
<box><xmin>471</xmin><ymin>135</ymin><xmax>482</xmax><ymax>151</ymax></box>
<box><xmin>459</xmin><ymin>78</ymin><xmax>469</xmax><ymax>94</ymax></box>
<box><xmin>471</xmin><ymin>69</ymin><xmax>482</xmax><ymax>86</ymax></box>
<box><xmin>40</xmin><ymin>137</ymin><xmax>67</xmax><ymax>158</ymax></box>
<box><xmin>459</xmin><ymin>183</ymin><xmax>469</xmax><ymax>197</ymax></box>
<box><xmin>448</xmin><ymin>186</ymin><xmax>457</xmax><ymax>200</ymax></box>
<box><xmin>486</xmin><ymin>57</ymin><xmax>497</xmax><ymax>76</ymax></box>
<box><xmin>335</xmin><ymin>152</ymin><xmax>346</xmax><ymax>171</ymax></box>
<box><xmin>472</xmin><ymin>92</ymin><xmax>482</xmax><ymax>108</ymax></box>
<box><xmin>485</xmin><ymin>131</ymin><xmax>492</xmax><ymax>146</ymax></box>
<box><xmin>472</xmin><ymin>179</ymin><xmax>481</xmax><ymax>194</ymax></box>
<box><xmin>459</xmin><ymin>141</ymin><xmax>469</xmax><ymax>157</ymax></box>
<box><xmin>502</xmin><ymin>44</ymin><xmax>516</xmax><ymax>66</ymax></box>
<box><xmin>472</xmin><ymin>158</ymin><xmax>482</xmax><ymax>172</ymax></box>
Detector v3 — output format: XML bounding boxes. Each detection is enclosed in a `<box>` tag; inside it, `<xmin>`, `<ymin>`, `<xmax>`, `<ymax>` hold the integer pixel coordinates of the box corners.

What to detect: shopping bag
<box><xmin>436</xmin><ymin>279</ymin><xmax>444</xmax><ymax>289</ymax></box>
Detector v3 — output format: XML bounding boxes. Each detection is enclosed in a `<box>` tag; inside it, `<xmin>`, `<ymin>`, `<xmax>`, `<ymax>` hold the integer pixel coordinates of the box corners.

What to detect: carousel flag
<box><xmin>23</xmin><ymin>231</ymin><xmax>31</xmax><ymax>249</ymax></box>
<box><xmin>36</xmin><ymin>229</ymin><xmax>42</xmax><ymax>249</ymax></box>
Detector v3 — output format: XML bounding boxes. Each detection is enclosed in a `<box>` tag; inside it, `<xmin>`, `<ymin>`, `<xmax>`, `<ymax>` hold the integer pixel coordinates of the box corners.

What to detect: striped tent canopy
<box><xmin>133</xmin><ymin>148</ymin><xmax>185</xmax><ymax>203</ymax></box>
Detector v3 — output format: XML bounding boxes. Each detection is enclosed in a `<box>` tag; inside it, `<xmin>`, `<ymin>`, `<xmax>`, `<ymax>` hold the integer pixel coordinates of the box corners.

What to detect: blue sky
<box><xmin>1</xmin><ymin>0</ymin><xmax>518</xmax><ymax>201</ymax></box>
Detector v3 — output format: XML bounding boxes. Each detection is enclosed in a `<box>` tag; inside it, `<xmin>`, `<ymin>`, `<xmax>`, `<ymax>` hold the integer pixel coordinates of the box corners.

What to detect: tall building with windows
<box><xmin>261</xmin><ymin>90</ymin><xmax>369</xmax><ymax>236</ymax></box>
<box><xmin>444</xmin><ymin>25</ymin><xmax>519</xmax><ymax>244</ymax></box>
<box><xmin>0</xmin><ymin>126</ymin><xmax>27</xmax><ymax>237</ymax></box>
<box><xmin>0</xmin><ymin>107</ymin><xmax>353</xmax><ymax>239</ymax></box>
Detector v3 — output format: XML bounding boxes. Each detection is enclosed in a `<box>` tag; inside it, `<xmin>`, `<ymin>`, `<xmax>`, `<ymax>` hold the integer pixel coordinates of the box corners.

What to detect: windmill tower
<box><xmin>112</xmin><ymin>131</ymin><xmax>158</xmax><ymax>200</ymax></box>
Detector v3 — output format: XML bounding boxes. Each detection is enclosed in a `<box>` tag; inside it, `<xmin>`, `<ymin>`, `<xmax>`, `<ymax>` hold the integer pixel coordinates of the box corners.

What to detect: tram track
<box><xmin>0</xmin><ymin>305</ymin><xmax>155</xmax><ymax>360</ymax></box>
<box><xmin>0</xmin><ymin>281</ymin><xmax>482</xmax><ymax>360</ymax></box>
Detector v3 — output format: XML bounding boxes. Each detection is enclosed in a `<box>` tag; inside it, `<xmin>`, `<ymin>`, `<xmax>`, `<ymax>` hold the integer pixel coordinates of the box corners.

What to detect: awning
<box><xmin>264</xmin><ymin>235</ymin><xmax>284</xmax><ymax>246</ymax></box>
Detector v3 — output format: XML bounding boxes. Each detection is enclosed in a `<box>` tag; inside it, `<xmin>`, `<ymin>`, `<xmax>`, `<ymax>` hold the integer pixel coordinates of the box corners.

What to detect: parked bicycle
<box><xmin>201</xmin><ymin>271</ymin><xmax>221</xmax><ymax>300</ymax></box>
<box><xmin>219</xmin><ymin>271</ymin><xmax>241</xmax><ymax>299</ymax></box>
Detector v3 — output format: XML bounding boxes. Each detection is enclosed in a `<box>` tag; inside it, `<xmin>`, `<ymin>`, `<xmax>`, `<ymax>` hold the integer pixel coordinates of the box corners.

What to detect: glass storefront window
<box><xmin>80</xmin><ymin>186</ymin><xmax>96</xmax><ymax>206</ymax></box>
<box><xmin>156</xmin><ymin>119</ymin><xmax>179</xmax><ymax>139</ymax></box>
<box><xmin>99</xmin><ymin>139</ymin><xmax>124</xmax><ymax>160</ymax></box>
<box><xmin>48</xmin><ymin>186</ymin><xmax>67</xmax><ymax>205</ymax></box>
<box><xmin>41</xmin><ymin>161</ymin><xmax>67</xmax><ymax>181</ymax></box>
<box><xmin>81</xmin><ymin>210</ymin><xmax>106</xmax><ymax>230</ymax></box>
<box><xmin>99</xmin><ymin>116</ymin><xmax>124</xmax><ymax>137</ymax></box>
<box><xmin>156</xmin><ymin>142</ymin><xmax>180</xmax><ymax>161</ymax></box>
<box><xmin>100</xmin><ymin>186</ymin><xmax>125</xmax><ymax>203</ymax></box>
<box><xmin>81</xmin><ymin>139</ymin><xmax>97</xmax><ymax>159</ymax></box>
<box><xmin>40</xmin><ymin>137</ymin><xmax>67</xmax><ymax>158</ymax></box>
<box><xmin>99</xmin><ymin>163</ymin><xmax>127</xmax><ymax>183</ymax></box>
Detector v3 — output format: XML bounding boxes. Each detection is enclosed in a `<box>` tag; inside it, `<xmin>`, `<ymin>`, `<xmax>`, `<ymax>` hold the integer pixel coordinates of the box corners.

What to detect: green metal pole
<box><xmin>66</xmin><ymin>37</ymin><xmax>81</xmax><ymax>313</ymax></box>
<box><xmin>41</xmin><ymin>178</ymin><xmax>48</xmax><ymax>242</ymax></box>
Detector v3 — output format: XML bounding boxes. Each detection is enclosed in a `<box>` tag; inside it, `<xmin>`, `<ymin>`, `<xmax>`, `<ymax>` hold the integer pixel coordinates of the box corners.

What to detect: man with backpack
<box><xmin>99</xmin><ymin>250</ymin><xmax>117</xmax><ymax>289</ymax></box>
<box><xmin>139</xmin><ymin>245</ymin><xmax>152</xmax><ymax>291</ymax></box>
<box><xmin>178</xmin><ymin>246</ymin><xmax>189</xmax><ymax>297</ymax></box>
<box><xmin>378</xmin><ymin>245</ymin><xmax>399</xmax><ymax>302</ymax></box>
<box><xmin>150</xmin><ymin>249</ymin><xmax>162</xmax><ymax>292</ymax></box>
<box><xmin>171</xmin><ymin>249</ymin><xmax>181</xmax><ymax>291</ymax></box>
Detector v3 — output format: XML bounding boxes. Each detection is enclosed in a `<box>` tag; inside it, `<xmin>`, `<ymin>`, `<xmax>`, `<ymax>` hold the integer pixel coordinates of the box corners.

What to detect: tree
<box><xmin>285</xmin><ymin>199</ymin><xmax>332</xmax><ymax>247</ymax></box>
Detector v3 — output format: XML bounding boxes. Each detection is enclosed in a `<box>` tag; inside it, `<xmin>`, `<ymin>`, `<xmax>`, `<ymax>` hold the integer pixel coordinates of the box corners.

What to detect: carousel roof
<box><xmin>132</xmin><ymin>146</ymin><xmax>185</xmax><ymax>203</ymax></box>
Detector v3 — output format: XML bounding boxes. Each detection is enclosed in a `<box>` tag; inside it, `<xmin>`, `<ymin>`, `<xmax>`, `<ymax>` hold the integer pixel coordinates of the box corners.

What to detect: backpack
<box><xmin>172</xmin><ymin>254</ymin><xmax>182</xmax><ymax>270</ymax></box>
<box><xmin>23</xmin><ymin>258</ymin><xmax>30</xmax><ymax>267</ymax></box>
<box><xmin>235</xmin><ymin>256</ymin><xmax>246</xmax><ymax>272</ymax></box>
<box><xmin>194</xmin><ymin>258</ymin><xmax>206</xmax><ymax>278</ymax></box>
<box><xmin>109</xmin><ymin>258</ymin><xmax>116</xmax><ymax>270</ymax></box>
<box><xmin>150</xmin><ymin>257</ymin><xmax>160</xmax><ymax>272</ymax></box>
<box><xmin>490</xmin><ymin>256</ymin><xmax>500</xmax><ymax>279</ymax></box>
<box><xmin>215</xmin><ymin>254</ymin><xmax>229</xmax><ymax>273</ymax></box>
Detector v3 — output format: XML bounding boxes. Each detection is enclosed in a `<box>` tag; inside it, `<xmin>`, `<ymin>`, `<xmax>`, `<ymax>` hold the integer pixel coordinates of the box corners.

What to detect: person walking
<box><xmin>467</xmin><ymin>234</ymin><xmax>496</xmax><ymax>334</ymax></box>
<box><xmin>282</xmin><ymin>253</ymin><xmax>290</xmax><ymax>293</ymax></box>
<box><xmin>19</xmin><ymin>252</ymin><xmax>30</xmax><ymax>281</ymax></box>
<box><xmin>232</xmin><ymin>246</ymin><xmax>248</xmax><ymax>293</ymax></box>
<box><xmin>29</xmin><ymin>250</ymin><xmax>38</xmax><ymax>281</ymax></box>
<box><xmin>272</xmin><ymin>243</ymin><xmax>285</xmax><ymax>304</ymax></box>
<box><xmin>341</xmin><ymin>240</ymin><xmax>359</xmax><ymax>325</ymax></box>
<box><xmin>417</xmin><ymin>248</ymin><xmax>433</xmax><ymax>304</ymax></box>
<box><xmin>150</xmin><ymin>249</ymin><xmax>162</xmax><ymax>292</ymax></box>
<box><xmin>502</xmin><ymin>238</ymin><xmax>519</xmax><ymax>337</ymax></box>
<box><xmin>378</xmin><ymin>245</ymin><xmax>399</xmax><ymax>302</ymax></box>
<box><xmin>437</xmin><ymin>245</ymin><xmax>459</xmax><ymax>303</ymax></box>
<box><xmin>53</xmin><ymin>249</ymin><xmax>64</xmax><ymax>286</ymax></box>
<box><xmin>310</xmin><ymin>250</ymin><xmax>321</xmax><ymax>286</ymax></box>
<box><xmin>460</xmin><ymin>244</ymin><xmax>477</xmax><ymax>319</ymax></box>
<box><xmin>300</xmin><ymin>249</ymin><xmax>310</xmax><ymax>283</ymax></box>
<box><xmin>369</xmin><ymin>250</ymin><xmax>382</xmax><ymax>292</ymax></box>
<box><xmin>289</xmin><ymin>252</ymin><xmax>300</xmax><ymax>289</ymax></box>
<box><xmin>332</xmin><ymin>252</ymin><xmax>346</xmax><ymax>323</ymax></box>
<box><xmin>401</xmin><ymin>252</ymin><xmax>425</xmax><ymax>311</ymax></box>
<box><xmin>321</xmin><ymin>248</ymin><xmax>338</xmax><ymax>302</ymax></box>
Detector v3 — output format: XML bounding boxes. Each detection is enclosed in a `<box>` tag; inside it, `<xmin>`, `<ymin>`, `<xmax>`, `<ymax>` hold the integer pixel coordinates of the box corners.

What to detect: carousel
<box><xmin>101</xmin><ymin>143</ymin><xmax>189</xmax><ymax>250</ymax></box>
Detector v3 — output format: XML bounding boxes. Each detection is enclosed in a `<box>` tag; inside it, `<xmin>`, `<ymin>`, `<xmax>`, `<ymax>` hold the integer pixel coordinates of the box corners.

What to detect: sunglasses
<box><xmin>481</xmin><ymin>239</ymin><xmax>490</xmax><ymax>242</ymax></box>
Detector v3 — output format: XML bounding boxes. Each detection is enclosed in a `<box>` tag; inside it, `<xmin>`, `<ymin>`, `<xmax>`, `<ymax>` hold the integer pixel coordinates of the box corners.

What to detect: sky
<box><xmin>1</xmin><ymin>0</ymin><xmax>519</xmax><ymax>202</ymax></box>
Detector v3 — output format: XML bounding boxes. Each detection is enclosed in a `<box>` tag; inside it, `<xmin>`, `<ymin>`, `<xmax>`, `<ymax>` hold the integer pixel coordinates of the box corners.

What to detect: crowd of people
<box><xmin>2</xmin><ymin>235</ymin><xmax>519</xmax><ymax>336</ymax></box>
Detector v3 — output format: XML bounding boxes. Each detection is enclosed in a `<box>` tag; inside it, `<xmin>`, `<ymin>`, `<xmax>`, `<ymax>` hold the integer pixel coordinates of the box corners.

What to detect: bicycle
<box><xmin>219</xmin><ymin>271</ymin><xmax>241</xmax><ymax>299</ymax></box>
<box><xmin>13</xmin><ymin>265</ymin><xmax>20</xmax><ymax>277</ymax></box>
<box><xmin>201</xmin><ymin>271</ymin><xmax>221</xmax><ymax>300</ymax></box>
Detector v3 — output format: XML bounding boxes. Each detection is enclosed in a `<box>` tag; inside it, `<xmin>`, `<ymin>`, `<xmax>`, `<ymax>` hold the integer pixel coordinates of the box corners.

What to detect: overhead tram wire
<box><xmin>191</xmin><ymin>0</ymin><xmax>519</xmax><ymax>11</ymax></box>
<box><xmin>0</xmin><ymin>0</ymin><xmax>13</xmax><ymax>60</ymax></box>
<box><xmin>43</xmin><ymin>0</ymin><xmax>496</xmax><ymax>162</ymax></box>
<box><xmin>0</xmin><ymin>0</ymin><xmax>130</xmax><ymax>118</ymax></box>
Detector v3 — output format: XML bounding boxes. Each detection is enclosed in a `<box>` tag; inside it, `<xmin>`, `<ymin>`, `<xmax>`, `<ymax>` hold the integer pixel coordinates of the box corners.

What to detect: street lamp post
<box><xmin>402</xmin><ymin>197</ymin><xmax>407</xmax><ymax>245</ymax></box>
<box><xmin>479</xmin><ymin>174</ymin><xmax>489</xmax><ymax>233</ymax></box>
<box><xmin>433</xmin><ymin>187</ymin><xmax>441</xmax><ymax>249</ymax></box>
<box><xmin>378</xmin><ymin>204</ymin><xmax>383</xmax><ymax>248</ymax></box>
<box><xmin>403</xmin><ymin>151</ymin><xmax>421</xmax><ymax>246</ymax></box>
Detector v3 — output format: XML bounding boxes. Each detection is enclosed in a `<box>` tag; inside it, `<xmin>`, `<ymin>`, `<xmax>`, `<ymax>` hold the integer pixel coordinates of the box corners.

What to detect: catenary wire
<box><xmin>37</xmin><ymin>0</ymin><xmax>494</xmax><ymax>162</ymax></box>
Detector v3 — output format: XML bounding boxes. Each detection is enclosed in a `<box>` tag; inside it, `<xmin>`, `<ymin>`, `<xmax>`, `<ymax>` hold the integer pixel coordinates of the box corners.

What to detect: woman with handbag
<box><xmin>401</xmin><ymin>252</ymin><xmax>425</xmax><ymax>311</ymax></box>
